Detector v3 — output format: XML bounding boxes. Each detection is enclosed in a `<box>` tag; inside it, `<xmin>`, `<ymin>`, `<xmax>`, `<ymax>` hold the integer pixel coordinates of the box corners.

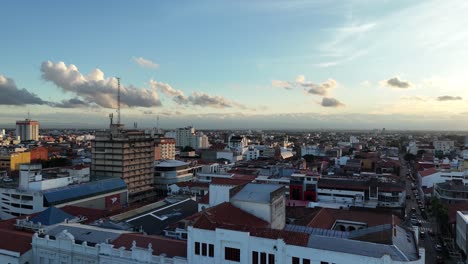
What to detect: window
<box><xmin>225</xmin><ymin>247</ymin><xmax>241</xmax><ymax>262</ymax></box>
<box><xmin>209</xmin><ymin>244</ymin><xmax>214</xmax><ymax>257</ymax></box>
<box><xmin>268</xmin><ymin>254</ymin><xmax>275</xmax><ymax>264</ymax></box>
<box><xmin>292</xmin><ymin>257</ymin><xmax>300</xmax><ymax>264</ymax></box>
<box><xmin>202</xmin><ymin>243</ymin><xmax>207</xmax><ymax>256</ymax></box>
<box><xmin>252</xmin><ymin>251</ymin><xmax>259</xmax><ymax>264</ymax></box>
<box><xmin>261</xmin><ymin>252</ymin><xmax>267</xmax><ymax>264</ymax></box>
<box><xmin>320</xmin><ymin>262</ymin><xmax>329</xmax><ymax>264</ymax></box>
<box><xmin>303</xmin><ymin>259</ymin><xmax>310</xmax><ymax>264</ymax></box>
<box><xmin>195</xmin><ymin>242</ymin><xmax>200</xmax><ymax>255</ymax></box>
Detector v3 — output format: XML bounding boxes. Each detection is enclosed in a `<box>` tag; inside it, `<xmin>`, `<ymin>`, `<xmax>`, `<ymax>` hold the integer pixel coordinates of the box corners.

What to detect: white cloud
<box><xmin>273</xmin><ymin>75</ymin><xmax>338</xmax><ymax>96</ymax></box>
<box><xmin>41</xmin><ymin>61</ymin><xmax>161</xmax><ymax>108</ymax></box>
<box><xmin>132</xmin><ymin>56</ymin><xmax>159</xmax><ymax>69</ymax></box>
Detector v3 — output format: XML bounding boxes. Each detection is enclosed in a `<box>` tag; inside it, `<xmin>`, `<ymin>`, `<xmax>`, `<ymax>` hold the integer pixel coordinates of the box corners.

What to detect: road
<box><xmin>400</xmin><ymin>156</ymin><xmax>440</xmax><ymax>264</ymax></box>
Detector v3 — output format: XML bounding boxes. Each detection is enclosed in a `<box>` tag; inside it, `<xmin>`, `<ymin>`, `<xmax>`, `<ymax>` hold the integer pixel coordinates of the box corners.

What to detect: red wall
<box><xmin>30</xmin><ymin>146</ymin><xmax>48</xmax><ymax>161</ymax></box>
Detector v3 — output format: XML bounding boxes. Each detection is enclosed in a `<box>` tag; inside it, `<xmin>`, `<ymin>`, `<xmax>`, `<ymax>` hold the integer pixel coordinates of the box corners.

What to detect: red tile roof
<box><xmin>419</xmin><ymin>167</ymin><xmax>438</xmax><ymax>177</ymax></box>
<box><xmin>192</xmin><ymin>202</ymin><xmax>269</xmax><ymax>229</ymax></box>
<box><xmin>306</xmin><ymin>208</ymin><xmax>399</xmax><ymax>229</ymax></box>
<box><xmin>60</xmin><ymin>205</ymin><xmax>109</xmax><ymax>223</ymax></box>
<box><xmin>193</xmin><ymin>209</ymin><xmax>309</xmax><ymax>247</ymax></box>
<box><xmin>199</xmin><ymin>193</ymin><xmax>209</xmax><ymax>204</ymax></box>
<box><xmin>175</xmin><ymin>182</ymin><xmax>210</xmax><ymax>189</ymax></box>
<box><xmin>211</xmin><ymin>178</ymin><xmax>252</xmax><ymax>186</ymax></box>
<box><xmin>112</xmin><ymin>233</ymin><xmax>187</xmax><ymax>258</ymax></box>
<box><xmin>0</xmin><ymin>229</ymin><xmax>33</xmax><ymax>254</ymax></box>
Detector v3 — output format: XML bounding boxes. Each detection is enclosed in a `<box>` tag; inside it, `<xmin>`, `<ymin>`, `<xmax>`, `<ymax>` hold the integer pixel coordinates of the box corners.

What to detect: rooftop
<box><xmin>155</xmin><ymin>160</ymin><xmax>189</xmax><ymax>168</ymax></box>
<box><xmin>112</xmin><ymin>233</ymin><xmax>187</xmax><ymax>258</ymax></box>
<box><xmin>231</xmin><ymin>183</ymin><xmax>283</xmax><ymax>204</ymax></box>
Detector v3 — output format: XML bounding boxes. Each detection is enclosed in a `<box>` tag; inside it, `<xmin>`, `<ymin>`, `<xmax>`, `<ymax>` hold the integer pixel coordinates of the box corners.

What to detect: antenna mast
<box><xmin>117</xmin><ymin>77</ymin><xmax>121</xmax><ymax>124</ymax></box>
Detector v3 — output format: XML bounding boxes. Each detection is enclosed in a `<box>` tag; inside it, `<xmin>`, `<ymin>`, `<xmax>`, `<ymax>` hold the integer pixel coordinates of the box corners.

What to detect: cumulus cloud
<box><xmin>437</xmin><ymin>95</ymin><xmax>462</xmax><ymax>101</ymax></box>
<box><xmin>132</xmin><ymin>57</ymin><xmax>159</xmax><ymax>69</ymax></box>
<box><xmin>0</xmin><ymin>75</ymin><xmax>47</xmax><ymax>105</ymax></box>
<box><xmin>41</xmin><ymin>61</ymin><xmax>161</xmax><ymax>108</ymax></box>
<box><xmin>150</xmin><ymin>79</ymin><xmax>245</xmax><ymax>109</ymax></box>
<box><xmin>321</xmin><ymin>97</ymin><xmax>345</xmax><ymax>107</ymax></box>
<box><xmin>382</xmin><ymin>77</ymin><xmax>412</xmax><ymax>88</ymax></box>
<box><xmin>272</xmin><ymin>75</ymin><xmax>338</xmax><ymax>96</ymax></box>
<box><xmin>271</xmin><ymin>80</ymin><xmax>293</xmax><ymax>90</ymax></box>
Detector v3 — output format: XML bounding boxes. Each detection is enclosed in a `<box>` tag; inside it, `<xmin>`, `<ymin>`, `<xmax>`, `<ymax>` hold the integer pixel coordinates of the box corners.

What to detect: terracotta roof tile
<box><xmin>112</xmin><ymin>233</ymin><xmax>187</xmax><ymax>258</ymax></box>
<box><xmin>419</xmin><ymin>167</ymin><xmax>438</xmax><ymax>177</ymax></box>
<box><xmin>0</xmin><ymin>229</ymin><xmax>33</xmax><ymax>254</ymax></box>
<box><xmin>211</xmin><ymin>178</ymin><xmax>252</xmax><ymax>186</ymax></box>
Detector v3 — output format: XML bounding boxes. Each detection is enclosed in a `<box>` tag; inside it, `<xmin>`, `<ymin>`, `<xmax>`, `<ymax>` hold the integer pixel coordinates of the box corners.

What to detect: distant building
<box><xmin>16</xmin><ymin>118</ymin><xmax>39</xmax><ymax>141</ymax></box>
<box><xmin>166</xmin><ymin>127</ymin><xmax>210</xmax><ymax>149</ymax></box>
<box><xmin>433</xmin><ymin>140</ymin><xmax>455</xmax><ymax>154</ymax></box>
<box><xmin>154</xmin><ymin>137</ymin><xmax>176</xmax><ymax>160</ymax></box>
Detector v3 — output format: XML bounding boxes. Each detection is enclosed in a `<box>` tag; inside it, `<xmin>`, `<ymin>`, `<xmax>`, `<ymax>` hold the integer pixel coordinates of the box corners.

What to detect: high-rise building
<box><xmin>167</xmin><ymin>126</ymin><xmax>210</xmax><ymax>149</ymax></box>
<box><xmin>16</xmin><ymin>119</ymin><xmax>39</xmax><ymax>141</ymax></box>
<box><xmin>154</xmin><ymin>137</ymin><xmax>176</xmax><ymax>160</ymax></box>
<box><xmin>92</xmin><ymin>122</ymin><xmax>154</xmax><ymax>203</ymax></box>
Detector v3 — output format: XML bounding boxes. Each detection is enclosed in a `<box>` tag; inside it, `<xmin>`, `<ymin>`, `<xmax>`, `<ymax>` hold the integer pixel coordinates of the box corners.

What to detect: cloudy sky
<box><xmin>1</xmin><ymin>1</ymin><xmax>468</xmax><ymax>130</ymax></box>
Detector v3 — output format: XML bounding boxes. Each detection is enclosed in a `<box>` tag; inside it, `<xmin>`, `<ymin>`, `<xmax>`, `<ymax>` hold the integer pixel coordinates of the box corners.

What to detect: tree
<box><xmin>182</xmin><ymin>146</ymin><xmax>195</xmax><ymax>152</ymax></box>
<box><xmin>403</xmin><ymin>153</ymin><xmax>416</xmax><ymax>162</ymax></box>
<box><xmin>303</xmin><ymin>154</ymin><xmax>315</xmax><ymax>163</ymax></box>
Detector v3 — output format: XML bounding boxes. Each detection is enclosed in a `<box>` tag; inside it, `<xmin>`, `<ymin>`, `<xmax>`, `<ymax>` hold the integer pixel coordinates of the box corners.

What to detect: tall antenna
<box><xmin>27</xmin><ymin>110</ymin><xmax>30</xmax><ymax>120</ymax></box>
<box><xmin>156</xmin><ymin>115</ymin><xmax>160</xmax><ymax>131</ymax></box>
<box><xmin>117</xmin><ymin>77</ymin><xmax>121</xmax><ymax>124</ymax></box>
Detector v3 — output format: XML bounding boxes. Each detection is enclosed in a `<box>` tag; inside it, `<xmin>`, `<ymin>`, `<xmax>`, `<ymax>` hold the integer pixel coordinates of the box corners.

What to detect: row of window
<box><xmin>293</xmin><ymin>258</ymin><xmax>334</xmax><ymax>264</ymax></box>
<box><xmin>195</xmin><ymin>243</ymin><xmax>334</xmax><ymax>264</ymax></box>
<box><xmin>252</xmin><ymin>251</ymin><xmax>274</xmax><ymax>264</ymax></box>
<box><xmin>194</xmin><ymin>242</ymin><xmax>214</xmax><ymax>257</ymax></box>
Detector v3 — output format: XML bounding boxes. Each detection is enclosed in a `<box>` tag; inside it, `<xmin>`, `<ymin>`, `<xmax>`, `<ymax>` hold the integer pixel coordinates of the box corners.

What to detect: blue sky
<box><xmin>1</xmin><ymin>0</ymin><xmax>468</xmax><ymax>129</ymax></box>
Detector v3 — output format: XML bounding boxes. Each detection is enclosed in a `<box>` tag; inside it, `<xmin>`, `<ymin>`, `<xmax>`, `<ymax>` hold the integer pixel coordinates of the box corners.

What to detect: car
<box><xmin>428</xmin><ymin>230</ymin><xmax>435</xmax><ymax>236</ymax></box>
<box><xmin>435</xmin><ymin>244</ymin><xmax>443</xmax><ymax>252</ymax></box>
<box><xmin>411</xmin><ymin>207</ymin><xmax>416</xmax><ymax>212</ymax></box>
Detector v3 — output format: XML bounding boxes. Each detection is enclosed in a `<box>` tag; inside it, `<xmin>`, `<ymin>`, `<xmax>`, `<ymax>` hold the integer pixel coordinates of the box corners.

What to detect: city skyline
<box><xmin>1</xmin><ymin>1</ymin><xmax>468</xmax><ymax>130</ymax></box>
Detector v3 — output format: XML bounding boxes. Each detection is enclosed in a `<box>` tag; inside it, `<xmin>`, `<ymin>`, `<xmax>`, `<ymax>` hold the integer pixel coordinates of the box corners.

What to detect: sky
<box><xmin>1</xmin><ymin>0</ymin><xmax>468</xmax><ymax>130</ymax></box>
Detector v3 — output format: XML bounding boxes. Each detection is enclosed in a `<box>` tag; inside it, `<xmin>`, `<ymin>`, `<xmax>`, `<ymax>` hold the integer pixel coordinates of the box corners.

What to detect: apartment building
<box><xmin>92</xmin><ymin>123</ymin><xmax>154</xmax><ymax>203</ymax></box>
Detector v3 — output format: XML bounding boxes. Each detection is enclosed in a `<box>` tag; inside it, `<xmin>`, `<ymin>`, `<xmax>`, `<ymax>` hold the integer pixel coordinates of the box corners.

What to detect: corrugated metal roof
<box><xmin>43</xmin><ymin>178</ymin><xmax>127</xmax><ymax>206</ymax></box>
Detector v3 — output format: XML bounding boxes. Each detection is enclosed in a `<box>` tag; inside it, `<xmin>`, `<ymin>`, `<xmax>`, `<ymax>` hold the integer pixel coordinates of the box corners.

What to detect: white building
<box><xmin>418</xmin><ymin>168</ymin><xmax>465</xmax><ymax>189</ymax></box>
<box><xmin>166</xmin><ymin>127</ymin><xmax>210</xmax><ymax>149</ymax></box>
<box><xmin>0</xmin><ymin>164</ymin><xmax>128</xmax><ymax>219</ymax></box>
<box><xmin>433</xmin><ymin>140</ymin><xmax>455</xmax><ymax>154</ymax></box>
<box><xmin>244</xmin><ymin>148</ymin><xmax>260</xmax><ymax>161</ymax></box>
<box><xmin>16</xmin><ymin>118</ymin><xmax>39</xmax><ymax>141</ymax></box>
<box><xmin>31</xmin><ymin>224</ymin><xmax>188</xmax><ymax>264</ymax></box>
<box><xmin>456</xmin><ymin>211</ymin><xmax>468</xmax><ymax>256</ymax></box>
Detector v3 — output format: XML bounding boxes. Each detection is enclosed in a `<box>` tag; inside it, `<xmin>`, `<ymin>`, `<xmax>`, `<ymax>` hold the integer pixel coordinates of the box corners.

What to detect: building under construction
<box><xmin>91</xmin><ymin>78</ymin><xmax>155</xmax><ymax>203</ymax></box>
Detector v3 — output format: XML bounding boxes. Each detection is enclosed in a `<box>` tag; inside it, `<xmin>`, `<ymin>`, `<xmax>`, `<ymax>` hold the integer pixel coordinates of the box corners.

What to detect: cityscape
<box><xmin>1</xmin><ymin>1</ymin><xmax>468</xmax><ymax>264</ymax></box>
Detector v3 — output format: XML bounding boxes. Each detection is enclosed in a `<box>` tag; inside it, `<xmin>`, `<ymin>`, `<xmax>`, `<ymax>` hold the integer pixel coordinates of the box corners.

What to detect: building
<box><xmin>228</xmin><ymin>136</ymin><xmax>248</xmax><ymax>151</ymax></box>
<box><xmin>456</xmin><ymin>211</ymin><xmax>468</xmax><ymax>256</ymax></box>
<box><xmin>31</xmin><ymin>223</ymin><xmax>188</xmax><ymax>264</ymax></box>
<box><xmin>434</xmin><ymin>181</ymin><xmax>468</xmax><ymax>204</ymax></box>
<box><xmin>0</xmin><ymin>151</ymin><xmax>31</xmax><ymax>171</ymax></box>
<box><xmin>166</xmin><ymin>127</ymin><xmax>210</xmax><ymax>150</ymax></box>
<box><xmin>433</xmin><ymin>140</ymin><xmax>455</xmax><ymax>154</ymax></box>
<box><xmin>92</xmin><ymin>123</ymin><xmax>154</xmax><ymax>203</ymax></box>
<box><xmin>187</xmin><ymin>202</ymin><xmax>424</xmax><ymax>264</ymax></box>
<box><xmin>0</xmin><ymin>164</ymin><xmax>127</xmax><ymax>219</ymax></box>
<box><xmin>154</xmin><ymin>137</ymin><xmax>176</xmax><ymax>160</ymax></box>
<box><xmin>154</xmin><ymin>160</ymin><xmax>199</xmax><ymax>194</ymax></box>
<box><xmin>244</xmin><ymin>147</ymin><xmax>260</xmax><ymax>161</ymax></box>
<box><xmin>16</xmin><ymin>118</ymin><xmax>39</xmax><ymax>141</ymax></box>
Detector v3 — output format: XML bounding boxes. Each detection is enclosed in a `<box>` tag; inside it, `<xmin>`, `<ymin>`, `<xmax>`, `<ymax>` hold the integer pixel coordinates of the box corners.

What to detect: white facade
<box><xmin>419</xmin><ymin>170</ymin><xmax>465</xmax><ymax>188</ymax></box>
<box><xmin>187</xmin><ymin>226</ymin><xmax>425</xmax><ymax>264</ymax></box>
<box><xmin>0</xmin><ymin>249</ymin><xmax>31</xmax><ymax>264</ymax></box>
<box><xmin>16</xmin><ymin>119</ymin><xmax>39</xmax><ymax>141</ymax></box>
<box><xmin>433</xmin><ymin>140</ymin><xmax>455</xmax><ymax>154</ymax></box>
<box><xmin>456</xmin><ymin>211</ymin><xmax>468</xmax><ymax>256</ymax></box>
<box><xmin>32</xmin><ymin>231</ymin><xmax>187</xmax><ymax>264</ymax></box>
<box><xmin>244</xmin><ymin>148</ymin><xmax>260</xmax><ymax>161</ymax></box>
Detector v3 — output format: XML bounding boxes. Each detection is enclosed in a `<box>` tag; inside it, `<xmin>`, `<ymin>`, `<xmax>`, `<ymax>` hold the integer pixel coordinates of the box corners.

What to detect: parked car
<box><xmin>435</xmin><ymin>244</ymin><xmax>443</xmax><ymax>252</ymax></box>
<box><xmin>419</xmin><ymin>231</ymin><xmax>425</xmax><ymax>238</ymax></box>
